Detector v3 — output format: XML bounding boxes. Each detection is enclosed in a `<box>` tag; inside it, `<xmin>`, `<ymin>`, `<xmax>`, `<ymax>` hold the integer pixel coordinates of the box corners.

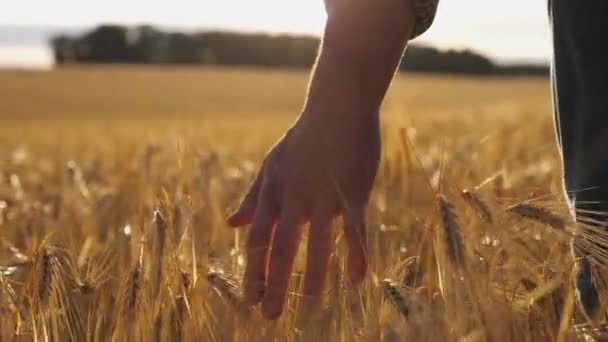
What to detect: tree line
<box><xmin>51</xmin><ymin>25</ymin><xmax>548</xmax><ymax>76</ymax></box>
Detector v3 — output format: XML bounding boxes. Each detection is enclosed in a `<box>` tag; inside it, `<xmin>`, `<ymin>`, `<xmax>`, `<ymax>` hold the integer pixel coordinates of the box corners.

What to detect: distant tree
<box><xmin>50</xmin><ymin>35</ymin><xmax>75</xmax><ymax>64</ymax></box>
<box><xmin>402</xmin><ymin>45</ymin><xmax>496</xmax><ymax>74</ymax></box>
<box><xmin>78</xmin><ymin>25</ymin><xmax>130</xmax><ymax>63</ymax></box>
<box><xmin>495</xmin><ymin>64</ymin><xmax>550</xmax><ymax>76</ymax></box>
<box><xmin>167</xmin><ymin>32</ymin><xmax>202</xmax><ymax>63</ymax></box>
<box><xmin>49</xmin><ymin>24</ymin><xmax>547</xmax><ymax>76</ymax></box>
<box><xmin>128</xmin><ymin>25</ymin><xmax>166</xmax><ymax>63</ymax></box>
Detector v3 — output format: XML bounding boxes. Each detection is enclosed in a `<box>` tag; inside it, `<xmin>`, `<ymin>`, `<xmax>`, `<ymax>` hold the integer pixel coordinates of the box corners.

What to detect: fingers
<box><xmin>243</xmin><ymin>186</ymin><xmax>277</xmax><ymax>304</ymax></box>
<box><xmin>343</xmin><ymin>206</ymin><xmax>367</xmax><ymax>286</ymax></box>
<box><xmin>301</xmin><ymin>202</ymin><xmax>334</xmax><ymax>312</ymax></box>
<box><xmin>226</xmin><ymin>164</ymin><xmax>265</xmax><ymax>227</ymax></box>
<box><xmin>262</xmin><ymin>206</ymin><xmax>304</xmax><ymax>319</ymax></box>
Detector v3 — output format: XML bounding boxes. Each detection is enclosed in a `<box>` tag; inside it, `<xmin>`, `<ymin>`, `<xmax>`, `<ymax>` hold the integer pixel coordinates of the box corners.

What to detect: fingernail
<box><xmin>227</xmin><ymin>210</ymin><xmax>249</xmax><ymax>226</ymax></box>
<box><xmin>226</xmin><ymin>211</ymin><xmax>239</xmax><ymax>225</ymax></box>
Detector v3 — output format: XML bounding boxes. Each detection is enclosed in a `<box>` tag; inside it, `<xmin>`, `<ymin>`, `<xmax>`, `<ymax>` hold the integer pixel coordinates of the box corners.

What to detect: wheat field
<box><xmin>0</xmin><ymin>66</ymin><xmax>600</xmax><ymax>341</ymax></box>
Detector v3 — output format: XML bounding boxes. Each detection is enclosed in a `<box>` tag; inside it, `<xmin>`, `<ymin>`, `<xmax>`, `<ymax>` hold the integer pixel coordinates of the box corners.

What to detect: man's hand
<box><xmin>227</xmin><ymin>0</ymin><xmax>414</xmax><ymax>319</ymax></box>
<box><xmin>227</xmin><ymin>110</ymin><xmax>380</xmax><ymax>319</ymax></box>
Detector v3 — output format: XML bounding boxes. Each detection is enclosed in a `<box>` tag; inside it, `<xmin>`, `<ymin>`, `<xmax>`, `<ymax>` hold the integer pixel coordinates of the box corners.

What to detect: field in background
<box><xmin>0</xmin><ymin>66</ymin><xmax>598</xmax><ymax>341</ymax></box>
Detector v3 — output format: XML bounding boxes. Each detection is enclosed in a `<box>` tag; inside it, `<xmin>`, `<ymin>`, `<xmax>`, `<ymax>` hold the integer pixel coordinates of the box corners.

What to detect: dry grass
<box><xmin>0</xmin><ymin>65</ymin><xmax>600</xmax><ymax>341</ymax></box>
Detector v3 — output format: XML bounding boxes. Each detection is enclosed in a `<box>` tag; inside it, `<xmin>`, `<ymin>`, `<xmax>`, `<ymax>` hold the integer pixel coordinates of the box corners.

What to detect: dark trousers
<box><xmin>551</xmin><ymin>0</ymin><xmax>608</xmax><ymax>320</ymax></box>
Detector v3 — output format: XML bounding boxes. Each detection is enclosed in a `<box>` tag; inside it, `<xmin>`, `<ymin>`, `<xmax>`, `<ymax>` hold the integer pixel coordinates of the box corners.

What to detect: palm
<box><xmin>227</xmin><ymin>112</ymin><xmax>380</xmax><ymax>319</ymax></box>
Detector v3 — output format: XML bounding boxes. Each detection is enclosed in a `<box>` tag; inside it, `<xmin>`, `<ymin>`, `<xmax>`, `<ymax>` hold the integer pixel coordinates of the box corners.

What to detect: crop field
<box><xmin>0</xmin><ymin>66</ymin><xmax>600</xmax><ymax>341</ymax></box>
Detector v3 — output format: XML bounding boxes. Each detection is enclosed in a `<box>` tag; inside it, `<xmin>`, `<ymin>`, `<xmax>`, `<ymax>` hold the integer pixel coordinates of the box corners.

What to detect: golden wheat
<box><xmin>461</xmin><ymin>189</ymin><xmax>493</xmax><ymax>224</ymax></box>
<box><xmin>437</xmin><ymin>195</ymin><xmax>466</xmax><ymax>269</ymax></box>
<box><xmin>0</xmin><ymin>66</ymin><xmax>598</xmax><ymax>341</ymax></box>
<box><xmin>506</xmin><ymin>202</ymin><xmax>567</xmax><ymax>231</ymax></box>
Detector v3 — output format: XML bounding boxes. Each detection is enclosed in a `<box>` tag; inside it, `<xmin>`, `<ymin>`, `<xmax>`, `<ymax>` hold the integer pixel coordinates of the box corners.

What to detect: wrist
<box><xmin>302</xmin><ymin>56</ymin><xmax>380</xmax><ymax>121</ymax></box>
<box><xmin>298</xmin><ymin>104</ymin><xmax>380</xmax><ymax>131</ymax></box>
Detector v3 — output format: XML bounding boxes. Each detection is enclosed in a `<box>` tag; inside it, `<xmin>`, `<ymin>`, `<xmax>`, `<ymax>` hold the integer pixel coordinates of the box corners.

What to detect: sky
<box><xmin>1</xmin><ymin>0</ymin><xmax>552</xmax><ymax>68</ymax></box>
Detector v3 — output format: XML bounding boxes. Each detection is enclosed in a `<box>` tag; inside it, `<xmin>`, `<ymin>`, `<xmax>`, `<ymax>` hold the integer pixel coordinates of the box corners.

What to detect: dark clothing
<box><xmin>415</xmin><ymin>0</ymin><xmax>608</xmax><ymax>321</ymax></box>
<box><xmin>551</xmin><ymin>0</ymin><xmax>608</xmax><ymax>321</ymax></box>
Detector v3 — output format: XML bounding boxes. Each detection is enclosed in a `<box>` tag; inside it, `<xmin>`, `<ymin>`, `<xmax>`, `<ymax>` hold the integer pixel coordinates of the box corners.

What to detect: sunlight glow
<box><xmin>4</xmin><ymin>0</ymin><xmax>327</xmax><ymax>33</ymax></box>
<box><xmin>2</xmin><ymin>0</ymin><xmax>551</xmax><ymax>65</ymax></box>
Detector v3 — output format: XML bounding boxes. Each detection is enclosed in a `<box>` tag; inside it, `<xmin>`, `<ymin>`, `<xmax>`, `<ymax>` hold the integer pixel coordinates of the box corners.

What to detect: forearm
<box><xmin>303</xmin><ymin>0</ymin><xmax>415</xmax><ymax>118</ymax></box>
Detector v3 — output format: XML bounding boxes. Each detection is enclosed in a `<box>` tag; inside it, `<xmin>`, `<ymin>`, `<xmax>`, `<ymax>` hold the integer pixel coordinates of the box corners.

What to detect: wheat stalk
<box><xmin>207</xmin><ymin>271</ymin><xmax>251</xmax><ymax>316</ymax></box>
<box><xmin>170</xmin><ymin>296</ymin><xmax>188</xmax><ymax>341</ymax></box>
<box><xmin>506</xmin><ymin>202</ymin><xmax>566</xmax><ymax>230</ymax></box>
<box><xmin>382</xmin><ymin>279</ymin><xmax>409</xmax><ymax>318</ymax></box>
<box><xmin>438</xmin><ymin>195</ymin><xmax>466</xmax><ymax>268</ymax></box>
<box><xmin>37</xmin><ymin>247</ymin><xmax>56</xmax><ymax>306</ymax></box>
<box><xmin>153</xmin><ymin>209</ymin><xmax>167</xmax><ymax>299</ymax></box>
<box><xmin>461</xmin><ymin>189</ymin><xmax>493</xmax><ymax>224</ymax></box>
<box><xmin>74</xmin><ymin>250</ymin><xmax>114</xmax><ymax>295</ymax></box>
<box><xmin>0</xmin><ymin>272</ymin><xmax>18</xmax><ymax>312</ymax></box>
<box><xmin>127</xmin><ymin>259</ymin><xmax>142</xmax><ymax>318</ymax></box>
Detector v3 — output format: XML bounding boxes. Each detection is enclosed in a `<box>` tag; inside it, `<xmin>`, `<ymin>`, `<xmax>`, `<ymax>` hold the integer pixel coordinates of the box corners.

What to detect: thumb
<box><xmin>227</xmin><ymin>167</ymin><xmax>264</xmax><ymax>227</ymax></box>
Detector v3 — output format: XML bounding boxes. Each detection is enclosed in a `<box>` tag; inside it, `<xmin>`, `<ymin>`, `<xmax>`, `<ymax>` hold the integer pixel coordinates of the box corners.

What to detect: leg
<box><xmin>550</xmin><ymin>0</ymin><xmax>608</xmax><ymax>321</ymax></box>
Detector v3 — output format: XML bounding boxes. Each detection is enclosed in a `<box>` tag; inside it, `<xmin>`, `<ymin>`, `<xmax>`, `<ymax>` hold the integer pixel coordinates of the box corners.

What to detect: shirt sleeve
<box><xmin>410</xmin><ymin>0</ymin><xmax>439</xmax><ymax>39</ymax></box>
